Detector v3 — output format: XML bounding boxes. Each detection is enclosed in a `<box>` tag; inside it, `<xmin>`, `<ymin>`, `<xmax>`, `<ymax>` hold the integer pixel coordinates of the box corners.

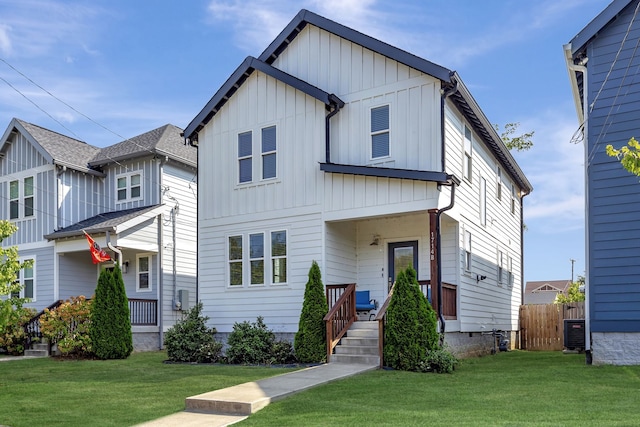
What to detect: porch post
<box><xmin>428</xmin><ymin>209</ymin><xmax>439</xmax><ymax>316</ymax></box>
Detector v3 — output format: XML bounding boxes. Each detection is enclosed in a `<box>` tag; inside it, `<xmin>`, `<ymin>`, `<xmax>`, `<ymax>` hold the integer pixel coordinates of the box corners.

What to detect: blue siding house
<box><xmin>565</xmin><ymin>0</ymin><xmax>640</xmax><ymax>365</ymax></box>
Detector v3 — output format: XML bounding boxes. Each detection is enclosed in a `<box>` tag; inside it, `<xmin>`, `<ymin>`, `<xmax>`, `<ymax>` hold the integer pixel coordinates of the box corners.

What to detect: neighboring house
<box><xmin>565</xmin><ymin>0</ymin><xmax>640</xmax><ymax>365</ymax></box>
<box><xmin>0</xmin><ymin>118</ymin><xmax>197</xmax><ymax>350</ymax></box>
<box><xmin>185</xmin><ymin>9</ymin><xmax>532</xmax><ymax>357</ymax></box>
<box><xmin>523</xmin><ymin>280</ymin><xmax>572</xmax><ymax>305</ymax></box>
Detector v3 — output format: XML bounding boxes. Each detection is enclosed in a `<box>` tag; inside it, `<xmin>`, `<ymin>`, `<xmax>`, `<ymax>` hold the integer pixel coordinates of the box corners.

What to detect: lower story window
<box><xmin>13</xmin><ymin>259</ymin><xmax>35</xmax><ymax>300</ymax></box>
<box><xmin>228</xmin><ymin>230</ymin><xmax>288</xmax><ymax>287</ymax></box>
<box><xmin>137</xmin><ymin>255</ymin><xmax>152</xmax><ymax>291</ymax></box>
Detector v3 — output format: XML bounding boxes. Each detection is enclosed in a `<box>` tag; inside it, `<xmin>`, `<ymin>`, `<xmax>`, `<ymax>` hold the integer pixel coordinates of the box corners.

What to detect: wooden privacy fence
<box><xmin>520</xmin><ymin>302</ymin><xmax>585</xmax><ymax>351</ymax></box>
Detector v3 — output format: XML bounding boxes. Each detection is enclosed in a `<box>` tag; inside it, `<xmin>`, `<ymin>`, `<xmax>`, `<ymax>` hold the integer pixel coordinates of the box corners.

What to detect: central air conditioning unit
<box><xmin>564</xmin><ymin>319</ymin><xmax>585</xmax><ymax>351</ymax></box>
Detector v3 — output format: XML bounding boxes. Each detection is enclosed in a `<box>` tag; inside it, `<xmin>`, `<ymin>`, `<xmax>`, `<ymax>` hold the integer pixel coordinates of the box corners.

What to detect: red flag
<box><xmin>83</xmin><ymin>231</ymin><xmax>111</xmax><ymax>264</ymax></box>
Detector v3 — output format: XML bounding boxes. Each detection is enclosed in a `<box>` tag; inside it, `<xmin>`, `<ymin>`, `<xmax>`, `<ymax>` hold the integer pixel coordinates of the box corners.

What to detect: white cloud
<box><xmin>0</xmin><ymin>24</ymin><xmax>12</xmax><ymax>55</ymax></box>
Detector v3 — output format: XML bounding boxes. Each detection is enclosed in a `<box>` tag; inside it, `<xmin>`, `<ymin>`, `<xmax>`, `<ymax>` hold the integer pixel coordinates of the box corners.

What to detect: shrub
<box><xmin>294</xmin><ymin>261</ymin><xmax>328</xmax><ymax>363</ymax></box>
<box><xmin>384</xmin><ymin>267</ymin><xmax>440</xmax><ymax>371</ymax></box>
<box><xmin>40</xmin><ymin>296</ymin><xmax>93</xmax><ymax>357</ymax></box>
<box><xmin>0</xmin><ymin>300</ymin><xmax>35</xmax><ymax>355</ymax></box>
<box><xmin>226</xmin><ymin>316</ymin><xmax>275</xmax><ymax>365</ymax></box>
<box><xmin>269</xmin><ymin>340</ymin><xmax>297</xmax><ymax>365</ymax></box>
<box><xmin>164</xmin><ymin>302</ymin><xmax>221</xmax><ymax>363</ymax></box>
<box><xmin>417</xmin><ymin>347</ymin><xmax>459</xmax><ymax>374</ymax></box>
<box><xmin>90</xmin><ymin>265</ymin><xmax>133</xmax><ymax>359</ymax></box>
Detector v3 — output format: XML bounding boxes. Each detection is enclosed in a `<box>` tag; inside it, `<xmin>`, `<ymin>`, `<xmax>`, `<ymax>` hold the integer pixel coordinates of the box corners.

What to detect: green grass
<box><xmin>0</xmin><ymin>351</ymin><xmax>297</xmax><ymax>427</ymax></box>
<box><xmin>3</xmin><ymin>351</ymin><xmax>640</xmax><ymax>427</ymax></box>
<box><xmin>239</xmin><ymin>351</ymin><xmax>640</xmax><ymax>427</ymax></box>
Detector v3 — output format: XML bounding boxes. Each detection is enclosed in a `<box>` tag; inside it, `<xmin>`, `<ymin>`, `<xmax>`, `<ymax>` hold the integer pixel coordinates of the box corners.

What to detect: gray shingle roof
<box><xmin>16</xmin><ymin>119</ymin><xmax>101</xmax><ymax>173</ymax></box>
<box><xmin>44</xmin><ymin>204</ymin><xmax>163</xmax><ymax>240</ymax></box>
<box><xmin>90</xmin><ymin>124</ymin><xmax>196</xmax><ymax>168</ymax></box>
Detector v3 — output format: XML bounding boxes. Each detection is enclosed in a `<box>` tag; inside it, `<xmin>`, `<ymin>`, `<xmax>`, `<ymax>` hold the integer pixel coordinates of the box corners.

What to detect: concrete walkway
<box><xmin>136</xmin><ymin>362</ymin><xmax>377</xmax><ymax>427</ymax></box>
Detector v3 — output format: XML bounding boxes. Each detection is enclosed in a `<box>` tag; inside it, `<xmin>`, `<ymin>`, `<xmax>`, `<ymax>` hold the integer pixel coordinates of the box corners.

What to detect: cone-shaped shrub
<box><xmin>294</xmin><ymin>261</ymin><xmax>328</xmax><ymax>363</ymax></box>
<box><xmin>90</xmin><ymin>264</ymin><xmax>133</xmax><ymax>359</ymax></box>
<box><xmin>384</xmin><ymin>266</ymin><xmax>439</xmax><ymax>370</ymax></box>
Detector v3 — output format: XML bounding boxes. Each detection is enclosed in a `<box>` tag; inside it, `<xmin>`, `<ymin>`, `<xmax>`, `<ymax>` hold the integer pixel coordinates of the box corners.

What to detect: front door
<box><xmin>388</xmin><ymin>241</ymin><xmax>418</xmax><ymax>291</ymax></box>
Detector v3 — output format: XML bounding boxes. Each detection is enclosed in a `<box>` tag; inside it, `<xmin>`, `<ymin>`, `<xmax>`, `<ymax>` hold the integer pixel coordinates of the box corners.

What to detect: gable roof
<box><xmin>524</xmin><ymin>280</ymin><xmax>572</xmax><ymax>294</ymax></box>
<box><xmin>0</xmin><ymin>118</ymin><xmax>102</xmax><ymax>175</ymax></box>
<box><xmin>184</xmin><ymin>56</ymin><xmax>343</xmax><ymax>142</ymax></box>
<box><xmin>91</xmin><ymin>124</ymin><xmax>196</xmax><ymax>168</ymax></box>
<box><xmin>568</xmin><ymin>0</ymin><xmax>635</xmax><ymax>56</ymax></box>
<box><xmin>44</xmin><ymin>204</ymin><xmax>164</xmax><ymax>240</ymax></box>
<box><xmin>185</xmin><ymin>9</ymin><xmax>532</xmax><ymax>193</ymax></box>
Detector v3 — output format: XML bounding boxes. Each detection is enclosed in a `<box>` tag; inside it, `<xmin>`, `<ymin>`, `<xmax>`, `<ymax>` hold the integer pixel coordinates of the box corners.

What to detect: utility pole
<box><xmin>570</xmin><ymin>258</ymin><xmax>575</xmax><ymax>283</ymax></box>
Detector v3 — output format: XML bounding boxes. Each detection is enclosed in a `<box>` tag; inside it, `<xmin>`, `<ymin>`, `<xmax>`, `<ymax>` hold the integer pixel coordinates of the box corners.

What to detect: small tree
<box><xmin>606</xmin><ymin>138</ymin><xmax>640</xmax><ymax>176</ymax></box>
<box><xmin>556</xmin><ymin>276</ymin><xmax>586</xmax><ymax>304</ymax></box>
<box><xmin>89</xmin><ymin>265</ymin><xmax>132</xmax><ymax>359</ymax></box>
<box><xmin>384</xmin><ymin>267</ymin><xmax>439</xmax><ymax>371</ymax></box>
<box><xmin>0</xmin><ymin>221</ymin><xmax>33</xmax><ymax>330</ymax></box>
<box><xmin>294</xmin><ymin>261</ymin><xmax>328</xmax><ymax>363</ymax></box>
<box><xmin>495</xmin><ymin>122</ymin><xmax>535</xmax><ymax>152</ymax></box>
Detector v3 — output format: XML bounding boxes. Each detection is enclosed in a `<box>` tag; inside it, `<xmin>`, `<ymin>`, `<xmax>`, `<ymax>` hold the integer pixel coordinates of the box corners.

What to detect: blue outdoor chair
<box><xmin>355</xmin><ymin>290</ymin><xmax>377</xmax><ymax>319</ymax></box>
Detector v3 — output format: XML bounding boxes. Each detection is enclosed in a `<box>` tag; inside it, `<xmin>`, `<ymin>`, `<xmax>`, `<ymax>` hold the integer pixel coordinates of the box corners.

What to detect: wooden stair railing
<box><xmin>323</xmin><ymin>283</ymin><xmax>356</xmax><ymax>362</ymax></box>
<box><xmin>375</xmin><ymin>282</ymin><xmax>395</xmax><ymax>368</ymax></box>
<box><xmin>23</xmin><ymin>300</ymin><xmax>64</xmax><ymax>353</ymax></box>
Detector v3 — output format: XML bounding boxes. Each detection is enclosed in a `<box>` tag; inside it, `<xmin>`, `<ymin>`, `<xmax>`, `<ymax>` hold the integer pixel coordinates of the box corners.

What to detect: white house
<box><xmin>0</xmin><ymin>119</ymin><xmax>198</xmax><ymax>350</ymax></box>
<box><xmin>185</xmin><ymin>10</ymin><xmax>532</xmax><ymax>357</ymax></box>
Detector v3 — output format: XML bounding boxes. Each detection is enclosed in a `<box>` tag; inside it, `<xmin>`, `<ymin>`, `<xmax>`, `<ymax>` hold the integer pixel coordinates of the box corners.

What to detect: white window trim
<box><xmin>15</xmin><ymin>256</ymin><xmax>36</xmax><ymax>301</ymax></box>
<box><xmin>115</xmin><ymin>171</ymin><xmax>143</xmax><ymax>203</ymax></box>
<box><xmin>480</xmin><ymin>177</ymin><xmax>487</xmax><ymax>227</ymax></box>
<box><xmin>370</xmin><ymin>104</ymin><xmax>391</xmax><ymax>161</ymax></box>
<box><xmin>238</xmin><ymin>130</ymin><xmax>253</xmax><ymax>185</ymax></box>
<box><xmin>463</xmin><ymin>124</ymin><xmax>473</xmax><ymax>183</ymax></box>
<box><xmin>496</xmin><ymin>167</ymin><xmax>502</xmax><ymax>201</ymax></box>
<box><xmin>497</xmin><ymin>250</ymin><xmax>504</xmax><ymax>284</ymax></box>
<box><xmin>8</xmin><ymin>174</ymin><xmax>36</xmax><ymax>221</ymax></box>
<box><xmin>136</xmin><ymin>253</ymin><xmax>153</xmax><ymax>292</ymax></box>
<box><xmin>226</xmin><ymin>229</ymin><xmax>289</xmax><ymax>288</ymax></box>
<box><xmin>464</xmin><ymin>230</ymin><xmax>472</xmax><ymax>273</ymax></box>
<box><xmin>511</xmin><ymin>183</ymin><xmax>517</xmax><ymax>215</ymax></box>
<box><xmin>507</xmin><ymin>255</ymin><xmax>514</xmax><ymax>288</ymax></box>
<box><xmin>261</xmin><ymin>125</ymin><xmax>277</xmax><ymax>181</ymax></box>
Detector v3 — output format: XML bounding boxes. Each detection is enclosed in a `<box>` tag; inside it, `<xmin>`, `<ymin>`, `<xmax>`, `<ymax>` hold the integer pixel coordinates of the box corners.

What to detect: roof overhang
<box><xmin>320</xmin><ymin>162</ymin><xmax>457</xmax><ymax>185</ymax></box>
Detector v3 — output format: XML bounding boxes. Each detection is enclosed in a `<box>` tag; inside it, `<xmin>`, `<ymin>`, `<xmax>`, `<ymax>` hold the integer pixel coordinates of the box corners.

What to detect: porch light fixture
<box><xmin>122</xmin><ymin>260</ymin><xmax>130</xmax><ymax>274</ymax></box>
<box><xmin>370</xmin><ymin>235</ymin><xmax>380</xmax><ymax>246</ymax></box>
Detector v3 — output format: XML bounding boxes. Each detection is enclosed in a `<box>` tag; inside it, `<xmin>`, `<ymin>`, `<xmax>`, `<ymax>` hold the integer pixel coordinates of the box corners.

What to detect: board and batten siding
<box><xmin>103</xmin><ymin>158</ymin><xmax>161</xmax><ymax>211</ymax></box>
<box><xmin>198</xmin><ymin>71</ymin><xmax>327</xmax><ymax>221</ymax></box>
<box><xmin>586</xmin><ymin>3</ymin><xmax>640</xmax><ymax>332</ymax></box>
<box><xmin>57</xmin><ymin>169</ymin><xmax>104</xmax><ymax>230</ymax></box>
<box><xmin>198</xmin><ymin>212</ymin><xmax>323</xmax><ymax>333</ymax></box>
<box><xmin>444</xmin><ymin>104</ymin><xmax>522</xmax><ymax>332</ymax></box>
<box><xmin>273</xmin><ymin>24</ymin><xmax>441</xmax><ymax>173</ymax></box>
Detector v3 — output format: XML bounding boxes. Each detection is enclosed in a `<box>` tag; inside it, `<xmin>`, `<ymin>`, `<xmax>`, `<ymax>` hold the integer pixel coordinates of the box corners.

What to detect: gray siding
<box><xmin>58</xmin><ymin>170</ymin><xmax>104</xmax><ymax>229</ymax></box>
<box><xmin>103</xmin><ymin>157</ymin><xmax>160</xmax><ymax>211</ymax></box>
<box><xmin>58</xmin><ymin>252</ymin><xmax>99</xmax><ymax>300</ymax></box>
<box><xmin>19</xmin><ymin>245</ymin><xmax>55</xmax><ymax>312</ymax></box>
<box><xmin>587</xmin><ymin>2</ymin><xmax>640</xmax><ymax>332</ymax></box>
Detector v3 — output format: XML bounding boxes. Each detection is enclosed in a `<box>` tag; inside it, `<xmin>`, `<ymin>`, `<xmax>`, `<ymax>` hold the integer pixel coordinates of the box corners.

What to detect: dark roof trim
<box><xmin>446</xmin><ymin>73</ymin><xmax>532</xmax><ymax>193</ymax></box>
<box><xmin>569</xmin><ymin>0</ymin><xmax>634</xmax><ymax>56</ymax></box>
<box><xmin>320</xmin><ymin>162</ymin><xmax>452</xmax><ymax>184</ymax></box>
<box><xmin>184</xmin><ymin>56</ymin><xmax>342</xmax><ymax>141</ymax></box>
<box><xmin>259</xmin><ymin>9</ymin><xmax>452</xmax><ymax>83</ymax></box>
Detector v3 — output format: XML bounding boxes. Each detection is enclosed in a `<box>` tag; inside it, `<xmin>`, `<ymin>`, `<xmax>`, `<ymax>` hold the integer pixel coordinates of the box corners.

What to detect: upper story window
<box><xmin>480</xmin><ymin>177</ymin><xmax>487</xmax><ymax>227</ymax></box>
<box><xmin>116</xmin><ymin>172</ymin><xmax>142</xmax><ymax>202</ymax></box>
<box><xmin>137</xmin><ymin>254</ymin><xmax>151</xmax><ymax>292</ymax></box>
<box><xmin>497</xmin><ymin>250</ymin><xmax>504</xmax><ymax>284</ymax></box>
<box><xmin>511</xmin><ymin>184</ymin><xmax>517</xmax><ymax>215</ymax></box>
<box><xmin>463</xmin><ymin>125</ymin><xmax>472</xmax><ymax>182</ymax></box>
<box><xmin>496</xmin><ymin>167</ymin><xmax>502</xmax><ymax>200</ymax></box>
<box><xmin>262</xmin><ymin>126</ymin><xmax>277</xmax><ymax>180</ymax></box>
<box><xmin>371</xmin><ymin>105</ymin><xmax>390</xmax><ymax>159</ymax></box>
<box><xmin>464</xmin><ymin>230</ymin><xmax>472</xmax><ymax>272</ymax></box>
<box><xmin>238</xmin><ymin>131</ymin><xmax>253</xmax><ymax>184</ymax></box>
<box><xmin>9</xmin><ymin>176</ymin><xmax>34</xmax><ymax>220</ymax></box>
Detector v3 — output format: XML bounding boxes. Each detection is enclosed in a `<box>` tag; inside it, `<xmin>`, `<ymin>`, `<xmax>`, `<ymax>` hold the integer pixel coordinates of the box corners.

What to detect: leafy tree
<box><xmin>556</xmin><ymin>276</ymin><xmax>586</xmax><ymax>304</ymax></box>
<box><xmin>495</xmin><ymin>122</ymin><xmax>535</xmax><ymax>152</ymax></box>
<box><xmin>294</xmin><ymin>261</ymin><xmax>328</xmax><ymax>363</ymax></box>
<box><xmin>0</xmin><ymin>221</ymin><xmax>33</xmax><ymax>333</ymax></box>
<box><xmin>606</xmin><ymin>138</ymin><xmax>640</xmax><ymax>176</ymax></box>
<box><xmin>89</xmin><ymin>265</ymin><xmax>133</xmax><ymax>359</ymax></box>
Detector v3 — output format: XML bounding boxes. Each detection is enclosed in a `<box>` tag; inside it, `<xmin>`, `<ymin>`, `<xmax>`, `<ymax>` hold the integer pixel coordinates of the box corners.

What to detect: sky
<box><xmin>0</xmin><ymin>0</ymin><xmax>614</xmax><ymax>284</ymax></box>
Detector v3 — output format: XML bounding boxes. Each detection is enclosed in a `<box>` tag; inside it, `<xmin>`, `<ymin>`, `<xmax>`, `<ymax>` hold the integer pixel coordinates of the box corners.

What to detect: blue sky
<box><xmin>0</xmin><ymin>0</ymin><xmax>613</xmax><ymax>283</ymax></box>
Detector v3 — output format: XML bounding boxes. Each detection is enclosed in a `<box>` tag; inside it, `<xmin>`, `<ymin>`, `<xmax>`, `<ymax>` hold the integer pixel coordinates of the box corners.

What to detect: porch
<box><xmin>324</xmin><ymin>281</ymin><xmax>457</xmax><ymax>366</ymax></box>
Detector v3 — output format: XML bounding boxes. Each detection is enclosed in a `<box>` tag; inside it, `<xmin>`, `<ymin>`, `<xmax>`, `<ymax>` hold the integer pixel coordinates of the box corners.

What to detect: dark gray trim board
<box><xmin>569</xmin><ymin>0</ymin><xmax>635</xmax><ymax>55</ymax></box>
<box><xmin>320</xmin><ymin>163</ymin><xmax>451</xmax><ymax>184</ymax></box>
<box><xmin>184</xmin><ymin>56</ymin><xmax>342</xmax><ymax>141</ymax></box>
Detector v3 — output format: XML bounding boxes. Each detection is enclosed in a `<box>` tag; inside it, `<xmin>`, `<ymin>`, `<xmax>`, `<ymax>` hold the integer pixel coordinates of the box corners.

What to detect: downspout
<box><xmin>106</xmin><ymin>231</ymin><xmax>121</xmax><ymax>267</ymax></box>
<box><xmin>158</xmin><ymin>213</ymin><xmax>164</xmax><ymax>350</ymax></box>
<box><xmin>436</xmin><ymin>177</ymin><xmax>459</xmax><ymax>338</ymax></box>
<box><xmin>564</xmin><ymin>44</ymin><xmax>591</xmax><ymax>364</ymax></box>
<box><xmin>324</xmin><ymin>94</ymin><xmax>345</xmax><ymax>163</ymax></box>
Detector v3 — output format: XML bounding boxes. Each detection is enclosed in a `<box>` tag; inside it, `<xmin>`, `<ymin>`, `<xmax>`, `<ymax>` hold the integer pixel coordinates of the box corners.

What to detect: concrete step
<box><xmin>24</xmin><ymin>349</ymin><xmax>48</xmax><ymax>357</ymax></box>
<box><xmin>334</xmin><ymin>345</ymin><xmax>378</xmax><ymax>356</ymax></box>
<box><xmin>345</xmin><ymin>329</ymin><xmax>378</xmax><ymax>338</ymax></box>
<box><xmin>31</xmin><ymin>343</ymin><xmax>49</xmax><ymax>351</ymax></box>
<box><xmin>351</xmin><ymin>321</ymin><xmax>378</xmax><ymax>329</ymax></box>
<box><xmin>331</xmin><ymin>353</ymin><xmax>380</xmax><ymax>365</ymax></box>
<box><xmin>340</xmin><ymin>336</ymin><xmax>378</xmax><ymax>347</ymax></box>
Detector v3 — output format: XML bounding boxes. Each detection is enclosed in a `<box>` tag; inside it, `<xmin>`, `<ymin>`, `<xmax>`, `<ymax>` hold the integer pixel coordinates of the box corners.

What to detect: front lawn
<box><xmin>0</xmin><ymin>351</ymin><xmax>297</xmax><ymax>427</ymax></box>
<box><xmin>240</xmin><ymin>351</ymin><xmax>640</xmax><ymax>427</ymax></box>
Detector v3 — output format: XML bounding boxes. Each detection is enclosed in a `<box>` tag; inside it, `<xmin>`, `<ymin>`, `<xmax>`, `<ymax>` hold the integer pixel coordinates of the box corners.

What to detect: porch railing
<box><xmin>323</xmin><ymin>283</ymin><xmax>356</xmax><ymax>362</ymax></box>
<box><xmin>128</xmin><ymin>299</ymin><xmax>158</xmax><ymax>326</ymax></box>
<box><xmin>23</xmin><ymin>300</ymin><xmax>64</xmax><ymax>352</ymax></box>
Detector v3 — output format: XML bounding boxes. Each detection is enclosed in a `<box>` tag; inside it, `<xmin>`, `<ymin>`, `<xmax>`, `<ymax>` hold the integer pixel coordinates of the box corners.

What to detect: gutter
<box><xmin>564</xmin><ymin>43</ymin><xmax>591</xmax><ymax>364</ymax></box>
<box><xmin>324</xmin><ymin>94</ymin><xmax>345</xmax><ymax>163</ymax></box>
